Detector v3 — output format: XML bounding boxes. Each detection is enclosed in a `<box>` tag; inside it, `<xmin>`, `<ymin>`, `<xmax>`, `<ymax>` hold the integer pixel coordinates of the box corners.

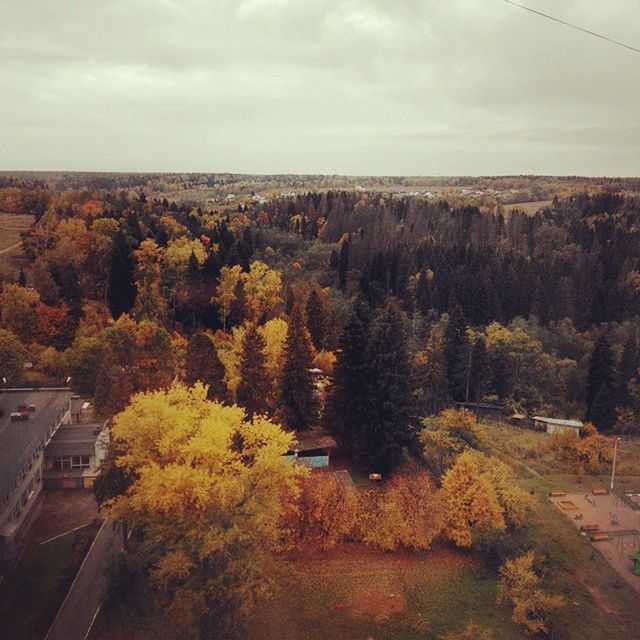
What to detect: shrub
<box><xmin>358</xmin><ymin>472</ymin><xmax>442</xmax><ymax>551</ymax></box>
<box><xmin>497</xmin><ymin>551</ymin><xmax>565</xmax><ymax>635</ymax></box>
<box><xmin>280</xmin><ymin>471</ymin><xmax>358</xmax><ymax>551</ymax></box>
<box><xmin>421</xmin><ymin>409</ymin><xmax>487</xmax><ymax>478</ymax></box>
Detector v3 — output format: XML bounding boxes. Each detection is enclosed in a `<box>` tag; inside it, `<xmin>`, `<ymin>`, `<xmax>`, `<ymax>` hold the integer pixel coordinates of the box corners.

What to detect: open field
<box><xmin>91</xmin><ymin>545</ymin><xmax>524</xmax><ymax>640</ymax></box>
<box><xmin>0</xmin><ymin>211</ymin><xmax>32</xmax><ymax>252</ymax></box>
<box><xmin>246</xmin><ymin>546</ymin><xmax>522</xmax><ymax>640</ymax></box>
<box><xmin>0</xmin><ymin>211</ymin><xmax>32</xmax><ymax>276</ymax></box>
<box><xmin>505</xmin><ymin>200</ymin><xmax>552</xmax><ymax>215</ymax></box>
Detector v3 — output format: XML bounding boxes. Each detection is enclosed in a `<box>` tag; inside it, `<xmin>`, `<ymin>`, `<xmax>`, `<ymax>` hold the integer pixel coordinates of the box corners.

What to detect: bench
<box><xmin>591</xmin><ymin>532</ymin><xmax>610</xmax><ymax>542</ymax></box>
<box><xmin>592</xmin><ymin>488</ymin><xmax>609</xmax><ymax>496</ymax></box>
<box><xmin>549</xmin><ymin>490</ymin><xmax>566</xmax><ymax>497</ymax></box>
<box><xmin>580</xmin><ymin>524</ymin><xmax>600</xmax><ymax>532</ymax></box>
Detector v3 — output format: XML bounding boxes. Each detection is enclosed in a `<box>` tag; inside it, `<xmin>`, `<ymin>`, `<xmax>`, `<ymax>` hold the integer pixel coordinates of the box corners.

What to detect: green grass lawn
<box><xmin>0</xmin><ymin>523</ymin><xmax>98</xmax><ymax>640</ymax></box>
<box><xmin>244</xmin><ymin>546</ymin><xmax>523</xmax><ymax>640</ymax></box>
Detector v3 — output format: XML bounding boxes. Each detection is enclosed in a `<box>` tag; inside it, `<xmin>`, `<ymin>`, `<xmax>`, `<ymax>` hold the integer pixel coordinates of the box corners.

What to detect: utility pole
<box><xmin>610</xmin><ymin>437</ymin><xmax>621</xmax><ymax>492</ymax></box>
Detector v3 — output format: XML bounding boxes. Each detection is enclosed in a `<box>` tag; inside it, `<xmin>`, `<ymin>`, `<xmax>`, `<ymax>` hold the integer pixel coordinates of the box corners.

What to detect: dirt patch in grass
<box><xmin>349</xmin><ymin>585</ymin><xmax>407</xmax><ymax>617</ymax></box>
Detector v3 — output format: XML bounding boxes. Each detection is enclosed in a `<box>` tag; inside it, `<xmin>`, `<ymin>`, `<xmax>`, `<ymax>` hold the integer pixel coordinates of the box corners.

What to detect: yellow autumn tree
<box><xmin>497</xmin><ymin>551</ymin><xmax>565</xmax><ymax>635</ymax></box>
<box><xmin>280</xmin><ymin>471</ymin><xmax>358</xmax><ymax>552</ymax></box>
<box><xmin>421</xmin><ymin>408</ymin><xmax>488</xmax><ymax>478</ymax></box>
<box><xmin>214</xmin><ymin>261</ymin><xmax>283</xmax><ymax>328</ymax></box>
<box><xmin>439</xmin><ymin>450</ymin><xmax>505</xmax><ymax>547</ymax></box>
<box><xmin>243</xmin><ymin>260</ymin><xmax>283</xmax><ymax>322</ymax></box>
<box><xmin>214</xmin><ymin>265</ymin><xmax>244</xmax><ymax>330</ymax></box>
<box><xmin>545</xmin><ymin>423</ymin><xmax>612</xmax><ymax>475</ymax></box>
<box><xmin>109</xmin><ymin>384</ymin><xmax>304</xmax><ymax>639</ymax></box>
<box><xmin>359</xmin><ymin>472</ymin><xmax>442</xmax><ymax>551</ymax></box>
<box><xmin>467</xmin><ymin>451</ymin><xmax>533</xmax><ymax>528</ymax></box>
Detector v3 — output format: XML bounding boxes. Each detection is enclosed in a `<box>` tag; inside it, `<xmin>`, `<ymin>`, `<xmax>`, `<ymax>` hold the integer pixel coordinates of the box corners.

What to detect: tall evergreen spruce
<box><xmin>237</xmin><ymin>324</ymin><xmax>271</xmax><ymax>417</ymax></box>
<box><xmin>360</xmin><ymin>302</ymin><xmax>416</xmax><ymax>473</ymax></box>
<box><xmin>284</xmin><ymin>284</ymin><xmax>296</xmax><ymax>315</ymax></box>
<box><xmin>338</xmin><ymin>239</ymin><xmax>349</xmax><ymax>291</ymax></box>
<box><xmin>185</xmin><ymin>332</ymin><xmax>227</xmax><ymax>402</ymax></box>
<box><xmin>618</xmin><ymin>334</ymin><xmax>639</xmax><ymax>407</ymax></box>
<box><xmin>228</xmin><ymin>278</ymin><xmax>247</xmax><ymax>327</ymax></box>
<box><xmin>585</xmin><ymin>335</ymin><xmax>618</xmax><ymax>431</ymax></box>
<box><xmin>280</xmin><ymin>304</ymin><xmax>318</xmax><ymax>430</ymax></box>
<box><xmin>305</xmin><ymin>289</ymin><xmax>325</xmax><ymax>350</ymax></box>
<box><xmin>443</xmin><ymin>302</ymin><xmax>469</xmax><ymax>401</ymax></box>
<box><xmin>324</xmin><ymin>298</ymin><xmax>371</xmax><ymax>454</ymax></box>
<box><xmin>468</xmin><ymin>336</ymin><xmax>488</xmax><ymax>402</ymax></box>
<box><xmin>107</xmin><ymin>231</ymin><xmax>137</xmax><ymax>319</ymax></box>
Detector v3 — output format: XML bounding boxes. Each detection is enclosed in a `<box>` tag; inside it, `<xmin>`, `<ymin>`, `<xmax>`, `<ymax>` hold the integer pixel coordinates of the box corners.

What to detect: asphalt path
<box><xmin>45</xmin><ymin>520</ymin><xmax>122</xmax><ymax>640</ymax></box>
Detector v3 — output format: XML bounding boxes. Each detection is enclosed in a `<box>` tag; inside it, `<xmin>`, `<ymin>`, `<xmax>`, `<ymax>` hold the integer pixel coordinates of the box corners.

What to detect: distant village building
<box><xmin>0</xmin><ymin>389</ymin><xmax>72</xmax><ymax>562</ymax></box>
<box><xmin>533</xmin><ymin>416</ymin><xmax>583</xmax><ymax>437</ymax></box>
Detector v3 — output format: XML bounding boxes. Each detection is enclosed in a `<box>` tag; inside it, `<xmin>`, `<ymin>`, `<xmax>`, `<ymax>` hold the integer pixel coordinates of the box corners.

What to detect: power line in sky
<box><xmin>502</xmin><ymin>0</ymin><xmax>640</xmax><ymax>55</ymax></box>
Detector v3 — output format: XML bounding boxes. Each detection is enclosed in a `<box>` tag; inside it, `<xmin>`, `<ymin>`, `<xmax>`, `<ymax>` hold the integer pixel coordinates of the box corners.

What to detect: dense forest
<box><xmin>1</xmin><ymin>179</ymin><xmax>639</xmax><ymax>451</ymax></box>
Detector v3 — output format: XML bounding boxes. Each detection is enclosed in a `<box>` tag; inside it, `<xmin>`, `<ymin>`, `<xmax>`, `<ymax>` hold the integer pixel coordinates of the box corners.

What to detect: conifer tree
<box><xmin>107</xmin><ymin>231</ymin><xmax>137</xmax><ymax>319</ymax></box>
<box><xmin>305</xmin><ymin>288</ymin><xmax>325</xmax><ymax>350</ymax></box>
<box><xmin>185</xmin><ymin>332</ymin><xmax>227</xmax><ymax>402</ymax></box>
<box><xmin>359</xmin><ymin>302</ymin><xmax>416</xmax><ymax>472</ymax></box>
<box><xmin>338</xmin><ymin>238</ymin><xmax>349</xmax><ymax>291</ymax></box>
<box><xmin>618</xmin><ymin>334</ymin><xmax>639</xmax><ymax>407</ymax></box>
<box><xmin>280</xmin><ymin>304</ymin><xmax>318</xmax><ymax>430</ymax></box>
<box><xmin>416</xmin><ymin>267</ymin><xmax>432</xmax><ymax>315</ymax></box>
<box><xmin>324</xmin><ymin>298</ymin><xmax>371</xmax><ymax>454</ymax></box>
<box><xmin>585</xmin><ymin>335</ymin><xmax>618</xmax><ymax>431</ymax></box>
<box><xmin>237</xmin><ymin>323</ymin><xmax>272</xmax><ymax>417</ymax></box>
<box><xmin>284</xmin><ymin>284</ymin><xmax>296</xmax><ymax>315</ymax></box>
<box><xmin>443</xmin><ymin>302</ymin><xmax>469</xmax><ymax>401</ymax></box>
<box><xmin>468</xmin><ymin>336</ymin><xmax>489</xmax><ymax>402</ymax></box>
<box><xmin>228</xmin><ymin>278</ymin><xmax>247</xmax><ymax>327</ymax></box>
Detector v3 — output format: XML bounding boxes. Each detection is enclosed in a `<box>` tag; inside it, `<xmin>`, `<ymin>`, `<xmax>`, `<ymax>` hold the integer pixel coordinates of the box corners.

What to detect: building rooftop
<box><xmin>0</xmin><ymin>389</ymin><xmax>72</xmax><ymax>499</ymax></box>
<box><xmin>45</xmin><ymin>424</ymin><xmax>107</xmax><ymax>458</ymax></box>
<box><xmin>292</xmin><ymin>430</ymin><xmax>337</xmax><ymax>453</ymax></box>
<box><xmin>532</xmin><ymin>416</ymin><xmax>583</xmax><ymax>428</ymax></box>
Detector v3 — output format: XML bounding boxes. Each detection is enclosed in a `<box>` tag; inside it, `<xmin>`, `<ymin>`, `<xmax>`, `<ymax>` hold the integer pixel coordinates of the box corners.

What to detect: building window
<box><xmin>52</xmin><ymin>455</ymin><xmax>91</xmax><ymax>470</ymax></box>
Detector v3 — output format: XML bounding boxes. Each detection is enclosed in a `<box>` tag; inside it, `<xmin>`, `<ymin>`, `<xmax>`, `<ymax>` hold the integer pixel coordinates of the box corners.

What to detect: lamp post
<box><xmin>610</xmin><ymin>437</ymin><xmax>621</xmax><ymax>492</ymax></box>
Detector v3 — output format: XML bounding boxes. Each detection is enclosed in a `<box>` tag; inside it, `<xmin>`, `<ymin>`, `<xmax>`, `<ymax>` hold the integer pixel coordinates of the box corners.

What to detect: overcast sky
<box><xmin>1</xmin><ymin>0</ymin><xmax>639</xmax><ymax>175</ymax></box>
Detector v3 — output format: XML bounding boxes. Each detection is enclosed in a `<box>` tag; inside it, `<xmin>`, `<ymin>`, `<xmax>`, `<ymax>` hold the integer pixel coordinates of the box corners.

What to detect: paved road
<box><xmin>46</xmin><ymin>520</ymin><xmax>122</xmax><ymax>640</ymax></box>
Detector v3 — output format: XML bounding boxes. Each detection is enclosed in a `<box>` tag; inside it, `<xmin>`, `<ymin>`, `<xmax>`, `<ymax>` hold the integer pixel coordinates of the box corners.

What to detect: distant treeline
<box><xmin>250</xmin><ymin>190</ymin><xmax>640</xmax><ymax>330</ymax></box>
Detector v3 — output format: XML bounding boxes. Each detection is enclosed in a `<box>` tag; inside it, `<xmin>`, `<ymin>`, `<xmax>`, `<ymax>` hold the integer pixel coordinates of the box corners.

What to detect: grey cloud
<box><xmin>0</xmin><ymin>0</ymin><xmax>639</xmax><ymax>174</ymax></box>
